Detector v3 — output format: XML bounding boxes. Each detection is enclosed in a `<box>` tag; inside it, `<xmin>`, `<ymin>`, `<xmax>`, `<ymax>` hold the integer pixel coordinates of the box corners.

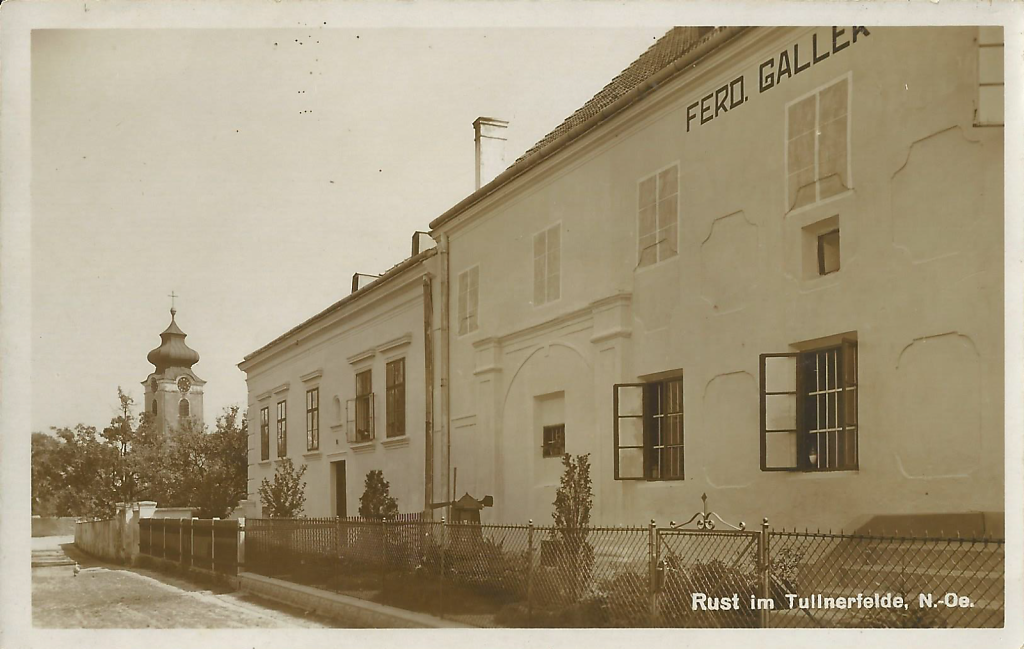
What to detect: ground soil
<box><xmin>31</xmin><ymin>537</ymin><xmax>339</xmax><ymax>628</ymax></box>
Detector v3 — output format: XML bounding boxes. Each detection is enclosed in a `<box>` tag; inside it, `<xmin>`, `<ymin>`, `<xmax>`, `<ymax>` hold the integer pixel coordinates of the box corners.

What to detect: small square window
<box><xmin>542</xmin><ymin>424</ymin><xmax>565</xmax><ymax>458</ymax></box>
<box><xmin>818</xmin><ymin>229</ymin><xmax>840</xmax><ymax>275</ymax></box>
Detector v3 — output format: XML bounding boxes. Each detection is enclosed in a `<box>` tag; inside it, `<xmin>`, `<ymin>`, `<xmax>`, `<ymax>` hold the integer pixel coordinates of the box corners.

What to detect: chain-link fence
<box><xmin>240</xmin><ymin>516</ymin><xmax>1004</xmax><ymax>628</ymax></box>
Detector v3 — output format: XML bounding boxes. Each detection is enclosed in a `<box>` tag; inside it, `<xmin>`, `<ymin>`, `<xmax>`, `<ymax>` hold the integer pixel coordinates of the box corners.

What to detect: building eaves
<box><xmin>240</xmin><ymin>248</ymin><xmax>435</xmax><ymax>366</ymax></box>
<box><xmin>428</xmin><ymin>26</ymin><xmax>749</xmax><ymax>232</ymax></box>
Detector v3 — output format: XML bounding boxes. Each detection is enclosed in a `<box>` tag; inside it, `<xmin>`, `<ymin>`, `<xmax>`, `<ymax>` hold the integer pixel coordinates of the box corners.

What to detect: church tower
<box><xmin>142</xmin><ymin>304</ymin><xmax>205</xmax><ymax>433</ymax></box>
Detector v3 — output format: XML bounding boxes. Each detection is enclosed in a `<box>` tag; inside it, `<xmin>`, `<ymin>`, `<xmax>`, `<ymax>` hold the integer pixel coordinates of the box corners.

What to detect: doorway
<box><xmin>333</xmin><ymin>460</ymin><xmax>347</xmax><ymax>518</ymax></box>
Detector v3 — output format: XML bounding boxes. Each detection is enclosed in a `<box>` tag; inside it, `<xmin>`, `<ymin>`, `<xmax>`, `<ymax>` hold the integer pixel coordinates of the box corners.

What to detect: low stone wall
<box><xmin>75</xmin><ymin>518</ymin><xmax>127</xmax><ymax>564</ymax></box>
<box><xmin>32</xmin><ymin>516</ymin><xmax>78</xmax><ymax>537</ymax></box>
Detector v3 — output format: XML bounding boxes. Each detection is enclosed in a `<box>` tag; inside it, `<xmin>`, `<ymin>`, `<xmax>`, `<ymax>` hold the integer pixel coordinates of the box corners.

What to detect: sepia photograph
<box><xmin>2</xmin><ymin>1</ymin><xmax>1022</xmax><ymax>647</ymax></box>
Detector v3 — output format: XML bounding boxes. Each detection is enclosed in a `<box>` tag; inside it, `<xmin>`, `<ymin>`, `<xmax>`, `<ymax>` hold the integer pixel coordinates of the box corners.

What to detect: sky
<box><xmin>30</xmin><ymin>27</ymin><xmax>668</xmax><ymax>433</ymax></box>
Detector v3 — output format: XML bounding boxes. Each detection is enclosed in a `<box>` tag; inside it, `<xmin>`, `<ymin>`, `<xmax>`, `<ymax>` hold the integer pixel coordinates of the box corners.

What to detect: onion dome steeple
<box><xmin>147</xmin><ymin>306</ymin><xmax>200</xmax><ymax>374</ymax></box>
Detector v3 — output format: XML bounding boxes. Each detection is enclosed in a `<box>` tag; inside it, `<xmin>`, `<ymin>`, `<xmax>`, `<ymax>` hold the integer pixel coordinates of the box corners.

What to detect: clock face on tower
<box><xmin>177</xmin><ymin>376</ymin><xmax>192</xmax><ymax>393</ymax></box>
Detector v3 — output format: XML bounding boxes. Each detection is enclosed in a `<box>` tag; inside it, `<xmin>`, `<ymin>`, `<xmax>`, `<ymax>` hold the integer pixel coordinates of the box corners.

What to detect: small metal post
<box><xmin>527</xmin><ymin>519</ymin><xmax>535</xmax><ymax>625</ymax></box>
<box><xmin>380</xmin><ymin>517</ymin><xmax>388</xmax><ymax>596</ymax></box>
<box><xmin>439</xmin><ymin>516</ymin><xmax>446</xmax><ymax>620</ymax></box>
<box><xmin>760</xmin><ymin>517</ymin><xmax>770</xmax><ymax>629</ymax></box>
<box><xmin>179</xmin><ymin>521</ymin><xmax>185</xmax><ymax>567</ymax></box>
<box><xmin>648</xmin><ymin>519</ymin><xmax>658</xmax><ymax>624</ymax></box>
<box><xmin>162</xmin><ymin>520</ymin><xmax>167</xmax><ymax>559</ymax></box>
<box><xmin>191</xmin><ymin>517</ymin><xmax>198</xmax><ymax>570</ymax></box>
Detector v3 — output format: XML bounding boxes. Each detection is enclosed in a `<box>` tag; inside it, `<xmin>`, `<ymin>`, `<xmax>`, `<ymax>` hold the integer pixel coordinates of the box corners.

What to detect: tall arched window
<box><xmin>179</xmin><ymin>398</ymin><xmax>190</xmax><ymax>418</ymax></box>
<box><xmin>152</xmin><ymin>399</ymin><xmax>158</xmax><ymax>415</ymax></box>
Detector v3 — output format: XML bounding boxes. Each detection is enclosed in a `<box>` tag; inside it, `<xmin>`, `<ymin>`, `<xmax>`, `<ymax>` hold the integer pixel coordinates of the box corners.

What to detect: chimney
<box><xmin>473</xmin><ymin>117</ymin><xmax>509</xmax><ymax>190</ymax></box>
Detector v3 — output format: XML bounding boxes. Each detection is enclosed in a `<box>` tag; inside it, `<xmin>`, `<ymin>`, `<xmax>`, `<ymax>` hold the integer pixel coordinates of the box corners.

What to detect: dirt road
<box><xmin>32</xmin><ymin>537</ymin><xmax>337</xmax><ymax>628</ymax></box>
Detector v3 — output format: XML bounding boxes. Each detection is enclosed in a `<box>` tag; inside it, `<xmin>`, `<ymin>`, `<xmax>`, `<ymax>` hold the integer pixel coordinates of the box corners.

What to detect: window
<box><xmin>760</xmin><ymin>340</ymin><xmax>858</xmax><ymax>472</ymax></box>
<box><xmin>637</xmin><ymin>164</ymin><xmax>679</xmax><ymax>268</ymax></box>
<box><xmin>817</xmin><ymin>229</ymin><xmax>840</xmax><ymax>275</ymax></box>
<box><xmin>306</xmin><ymin>388</ymin><xmax>319</xmax><ymax>451</ymax></box>
<box><xmin>152</xmin><ymin>400</ymin><xmax>158</xmax><ymax>415</ymax></box>
<box><xmin>613</xmin><ymin>377</ymin><xmax>684</xmax><ymax>480</ymax></box>
<box><xmin>277</xmin><ymin>400</ymin><xmax>287</xmax><ymax>457</ymax></box>
<box><xmin>179</xmin><ymin>398</ymin><xmax>190</xmax><ymax>418</ymax></box>
<box><xmin>533</xmin><ymin>224</ymin><xmax>561</xmax><ymax>305</ymax></box>
<box><xmin>348</xmin><ymin>369</ymin><xmax>374</xmax><ymax>443</ymax></box>
<box><xmin>457</xmin><ymin>266</ymin><xmax>479</xmax><ymax>335</ymax></box>
<box><xmin>260</xmin><ymin>406</ymin><xmax>270</xmax><ymax>461</ymax></box>
<box><xmin>542</xmin><ymin>424</ymin><xmax>565</xmax><ymax>458</ymax></box>
<box><xmin>386</xmin><ymin>359</ymin><xmax>406</xmax><ymax>438</ymax></box>
<box><xmin>786</xmin><ymin>76</ymin><xmax>850</xmax><ymax>210</ymax></box>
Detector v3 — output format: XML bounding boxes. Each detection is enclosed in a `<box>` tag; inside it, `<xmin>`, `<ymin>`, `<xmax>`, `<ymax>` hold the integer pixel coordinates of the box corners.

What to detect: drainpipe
<box><xmin>436</xmin><ymin>233</ymin><xmax>452</xmax><ymax>519</ymax></box>
<box><xmin>422</xmin><ymin>273</ymin><xmax>434</xmax><ymax>515</ymax></box>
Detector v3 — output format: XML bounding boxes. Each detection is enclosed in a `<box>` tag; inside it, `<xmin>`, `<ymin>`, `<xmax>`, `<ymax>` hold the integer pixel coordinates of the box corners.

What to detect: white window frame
<box><xmin>457</xmin><ymin>265</ymin><xmax>480</xmax><ymax>336</ymax></box>
<box><xmin>533</xmin><ymin>222</ymin><xmax>562</xmax><ymax>306</ymax></box>
<box><xmin>636</xmin><ymin>162</ymin><xmax>680</xmax><ymax>270</ymax></box>
<box><xmin>783</xmin><ymin>72</ymin><xmax>854</xmax><ymax>214</ymax></box>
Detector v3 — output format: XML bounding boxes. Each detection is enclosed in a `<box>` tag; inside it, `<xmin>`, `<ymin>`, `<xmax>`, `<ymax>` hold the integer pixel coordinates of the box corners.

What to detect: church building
<box><xmin>143</xmin><ymin>306</ymin><xmax>205</xmax><ymax>434</ymax></box>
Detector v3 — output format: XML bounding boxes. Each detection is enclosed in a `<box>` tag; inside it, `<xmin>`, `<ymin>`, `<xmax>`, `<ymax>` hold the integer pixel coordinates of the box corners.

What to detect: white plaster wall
<box><xmin>441</xmin><ymin>27</ymin><xmax>1003</xmax><ymax>531</ymax></box>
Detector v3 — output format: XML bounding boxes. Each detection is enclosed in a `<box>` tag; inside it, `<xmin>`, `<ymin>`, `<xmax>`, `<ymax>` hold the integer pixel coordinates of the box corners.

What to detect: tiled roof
<box><xmin>512</xmin><ymin>26</ymin><xmax>719</xmax><ymax>166</ymax></box>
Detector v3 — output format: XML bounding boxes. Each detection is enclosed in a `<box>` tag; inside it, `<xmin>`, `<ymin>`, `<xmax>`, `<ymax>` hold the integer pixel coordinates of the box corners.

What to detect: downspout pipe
<box><xmin>436</xmin><ymin>233</ymin><xmax>451</xmax><ymax>520</ymax></box>
<box><xmin>422</xmin><ymin>274</ymin><xmax>434</xmax><ymax>515</ymax></box>
<box><xmin>428</xmin><ymin>27</ymin><xmax>749</xmax><ymax>232</ymax></box>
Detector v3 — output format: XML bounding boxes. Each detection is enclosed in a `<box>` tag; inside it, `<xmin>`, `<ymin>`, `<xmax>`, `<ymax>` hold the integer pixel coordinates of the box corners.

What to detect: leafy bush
<box><xmin>257</xmin><ymin>458</ymin><xmax>307</xmax><ymax>517</ymax></box>
<box><xmin>358</xmin><ymin>470</ymin><xmax>399</xmax><ymax>519</ymax></box>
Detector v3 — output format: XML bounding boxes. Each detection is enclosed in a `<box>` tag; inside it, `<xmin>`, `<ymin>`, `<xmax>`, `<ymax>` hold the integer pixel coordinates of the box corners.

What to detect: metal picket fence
<box><xmin>240</xmin><ymin>510</ymin><xmax>1004</xmax><ymax>628</ymax></box>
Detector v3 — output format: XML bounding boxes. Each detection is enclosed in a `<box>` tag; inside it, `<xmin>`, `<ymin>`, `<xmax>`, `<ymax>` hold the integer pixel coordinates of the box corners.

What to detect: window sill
<box><xmin>349</xmin><ymin>440</ymin><xmax>376</xmax><ymax>454</ymax></box>
<box><xmin>302</xmin><ymin>450</ymin><xmax>322</xmax><ymax>459</ymax></box>
<box><xmin>257</xmin><ymin>460</ymin><xmax>272</xmax><ymax>467</ymax></box>
<box><xmin>380</xmin><ymin>436</ymin><xmax>410</xmax><ymax>449</ymax></box>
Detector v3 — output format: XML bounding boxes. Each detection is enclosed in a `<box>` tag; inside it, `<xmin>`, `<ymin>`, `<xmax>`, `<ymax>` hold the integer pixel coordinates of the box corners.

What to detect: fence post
<box><xmin>527</xmin><ymin>519</ymin><xmax>535</xmax><ymax>626</ymax></box>
<box><xmin>760</xmin><ymin>517</ymin><xmax>770</xmax><ymax>629</ymax></box>
<box><xmin>212</xmin><ymin>517</ymin><xmax>219</xmax><ymax>573</ymax></box>
<box><xmin>179</xmin><ymin>520</ymin><xmax>184</xmax><ymax>568</ymax></box>
<box><xmin>161</xmin><ymin>520</ymin><xmax>166</xmax><ymax>560</ymax></box>
<box><xmin>238</xmin><ymin>517</ymin><xmax>246</xmax><ymax>573</ymax></box>
<box><xmin>380</xmin><ymin>517</ymin><xmax>387</xmax><ymax>597</ymax></box>
<box><xmin>439</xmin><ymin>516</ymin><xmax>446</xmax><ymax>620</ymax></box>
<box><xmin>648</xmin><ymin>519</ymin><xmax>659</xmax><ymax>625</ymax></box>
<box><xmin>191</xmin><ymin>517</ymin><xmax>198</xmax><ymax>570</ymax></box>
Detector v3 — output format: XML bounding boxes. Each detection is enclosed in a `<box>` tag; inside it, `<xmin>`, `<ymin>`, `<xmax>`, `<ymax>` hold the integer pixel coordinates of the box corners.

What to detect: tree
<box><xmin>165</xmin><ymin>406</ymin><xmax>249</xmax><ymax>518</ymax></box>
<box><xmin>358</xmin><ymin>469</ymin><xmax>399</xmax><ymax>519</ymax></box>
<box><xmin>31</xmin><ymin>432</ymin><xmax>63</xmax><ymax>516</ymax></box>
<box><xmin>37</xmin><ymin>424</ymin><xmax>118</xmax><ymax>518</ymax></box>
<box><xmin>552</xmin><ymin>453</ymin><xmax>595</xmax><ymax>600</ymax></box>
<box><xmin>258</xmin><ymin>458</ymin><xmax>307</xmax><ymax>517</ymax></box>
<box><xmin>101</xmin><ymin>387</ymin><xmax>140</xmax><ymax>504</ymax></box>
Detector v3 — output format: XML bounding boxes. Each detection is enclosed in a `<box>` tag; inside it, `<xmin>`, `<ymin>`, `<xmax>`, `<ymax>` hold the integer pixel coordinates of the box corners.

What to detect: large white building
<box><xmin>242</xmin><ymin>26</ymin><xmax>1004</xmax><ymax>534</ymax></box>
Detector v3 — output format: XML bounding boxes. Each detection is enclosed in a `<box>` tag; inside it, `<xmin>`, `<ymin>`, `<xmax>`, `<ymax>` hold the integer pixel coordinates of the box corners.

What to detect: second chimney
<box><xmin>473</xmin><ymin>117</ymin><xmax>509</xmax><ymax>190</ymax></box>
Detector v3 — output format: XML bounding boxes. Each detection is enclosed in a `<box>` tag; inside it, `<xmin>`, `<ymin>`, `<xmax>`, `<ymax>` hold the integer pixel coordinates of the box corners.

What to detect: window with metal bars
<box><xmin>260</xmin><ymin>406</ymin><xmax>270</xmax><ymax>461</ymax></box>
<box><xmin>542</xmin><ymin>424</ymin><xmax>565</xmax><ymax>458</ymax></box>
<box><xmin>306</xmin><ymin>388</ymin><xmax>319</xmax><ymax>451</ymax></box>
<box><xmin>276</xmin><ymin>400</ymin><xmax>287</xmax><ymax>457</ymax></box>
<box><xmin>386</xmin><ymin>359</ymin><xmax>405</xmax><ymax>438</ymax></box>
<box><xmin>457</xmin><ymin>266</ymin><xmax>479</xmax><ymax>335</ymax></box>
<box><xmin>613</xmin><ymin>376</ymin><xmax>684</xmax><ymax>480</ymax></box>
<box><xmin>760</xmin><ymin>340</ymin><xmax>858</xmax><ymax>472</ymax></box>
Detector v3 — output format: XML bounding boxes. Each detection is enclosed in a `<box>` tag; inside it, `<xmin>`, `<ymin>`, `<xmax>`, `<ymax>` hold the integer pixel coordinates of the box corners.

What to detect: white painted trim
<box><xmin>346</xmin><ymin>348</ymin><xmax>376</xmax><ymax>366</ymax></box>
<box><xmin>456</xmin><ymin>264</ymin><xmax>481</xmax><ymax>337</ymax></box>
<box><xmin>783</xmin><ymin>71</ymin><xmax>854</xmax><ymax>215</ymax></box>
<box><xmin>349</xmin><ymin>441</ymin><xmax>376</xmax><ymax>455</ymax></box>
<box><xmin>380</xmin><ymin>436</ymin><xmax>411</xmax><ymax>450</ymax></box>
<box><xmin>377</xmin><ymin>333</ymin><xmax>413</xmax><ymax>355</ymax></box>
<box><xmin>300</xmin><ymin>369</ymin><xmax>323</xmax><ymax>383</ymax></box>
<box><xmin>272</xmin><ymin>382</ymin><xmax>290</xmax><ymax>395</ymax></box>
<box><xmin>635</xmin><ymin>161</ymin><xmax>681</xmax><ymax>272</ymax></box>
<box><xmin>256</xmin><ymin>391</ymin><xmax>272</xmax><ymax>402</ymax></box>
<box><xmin>532</xmin><ymin>220</ymin><xmax>563</xmax><ymax>308</ymax></box>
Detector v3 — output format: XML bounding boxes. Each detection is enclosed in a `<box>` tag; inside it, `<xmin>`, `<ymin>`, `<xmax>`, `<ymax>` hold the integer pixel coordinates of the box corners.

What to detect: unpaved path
<box><xmin>32</xmin><ymin>537</ymin><xmax>337</xmax><ymax>628</ymax></box>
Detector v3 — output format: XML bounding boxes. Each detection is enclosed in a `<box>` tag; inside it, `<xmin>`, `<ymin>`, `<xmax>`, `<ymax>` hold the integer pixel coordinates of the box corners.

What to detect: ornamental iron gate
<box><xmin>654</xmin><ymin>493</ymin><xmax>769</xmax><ymax>628</ymax></box>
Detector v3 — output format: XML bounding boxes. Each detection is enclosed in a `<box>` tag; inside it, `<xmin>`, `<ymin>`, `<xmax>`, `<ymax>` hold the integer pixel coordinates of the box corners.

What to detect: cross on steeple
<box><xmin>168</xmin><ymin>290</ymin><xmax>178</xmax><ymax>314</ymax></box>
